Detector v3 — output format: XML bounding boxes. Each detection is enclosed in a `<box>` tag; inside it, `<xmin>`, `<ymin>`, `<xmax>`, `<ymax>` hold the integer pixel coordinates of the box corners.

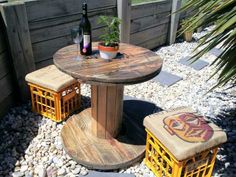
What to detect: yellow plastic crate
<box><xmin>145</xmin><ymin>129</ymin><xmax>218</xmax><ymax>177</ymax></box>
<box><xmin>28</xmin><ymin>82</ymin><xmax>80</xmax><ymax>122</ymax></box>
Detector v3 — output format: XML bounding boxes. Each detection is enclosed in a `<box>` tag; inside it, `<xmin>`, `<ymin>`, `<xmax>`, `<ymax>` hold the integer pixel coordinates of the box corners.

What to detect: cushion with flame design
<box><xmin>144</xmin><ymin>107</ymin><xmax>227</xmax><ymax>161</ymax></box>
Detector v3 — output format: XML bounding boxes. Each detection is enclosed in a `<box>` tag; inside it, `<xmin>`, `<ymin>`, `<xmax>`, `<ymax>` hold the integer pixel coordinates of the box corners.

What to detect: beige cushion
<box><xmin>144</xmin><ymin>107</ymin><xmax>227</xmax><ymax>161</ymax></box>
<box><xmin>25</xmin><ymin>65</ymin><xmax>77</xmax><ymax>92</ymax></box>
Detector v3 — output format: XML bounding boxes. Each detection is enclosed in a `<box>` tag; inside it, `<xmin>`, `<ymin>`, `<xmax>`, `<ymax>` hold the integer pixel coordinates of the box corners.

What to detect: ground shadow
<box><xmin>78</xmin><ymin>95</ymin><xmax>164</xmax><ymax>146</ymax></box>
<box><xmin>118</xmin><ymin>98</ymin><xmax>163</xmax><ymax>145</ymax></box>
<box><xmin>209</xmin><ymin>108</ymin><xmax>236</xmax><ymax>176</ymax></box>
<box><xmin>0</xmin><ymin>102</ymin><xmax>41</xmax><ymax>176</ymax></box>
<box><xmin>75</xmin><ymin>95</ymin><xmax>91</xmax><ymax>114</ymax></box>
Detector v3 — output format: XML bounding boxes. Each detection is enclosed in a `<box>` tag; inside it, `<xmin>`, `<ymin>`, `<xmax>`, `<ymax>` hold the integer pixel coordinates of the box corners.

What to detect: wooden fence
<box><xmin>130</xmin><ymin>0</ymin><xmax>171</xmax><ymax>49</ymax></box>
<box><xmin>0</xmin><ymin>0</ymin><xmax>186</xmax><ymax>118</ymax></box>
<box><xmin>180</xmin><ymin>7</ymin><xmax>196</xmax><ymax>21</ymax></box>
<box><xmin>0</xmin><ymin>14</ymin><xmax>15</xmax><ymax>118</ymax></box>
<box><xmin>0</xmin><ymin>0</ymin><xmax>117</xmax><ymax>102</ymax></box>
<box><xmin>27</xmin><ymin>0</ymin><xmax>117</xmax><ymax>69</ymax></box>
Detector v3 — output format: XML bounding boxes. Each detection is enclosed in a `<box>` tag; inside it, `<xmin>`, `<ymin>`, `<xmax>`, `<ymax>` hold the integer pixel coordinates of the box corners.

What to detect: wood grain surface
<box><xmin>24</xmin><ymin>0</ymin><xmax>117</xmax><ymax>69</ymax></box>
<box><xmin>53</xmin><ymin>42</ymin><xmax>162</xmax><ymax>85</ymax></box>
<box><xmin>91</xmin><ymin>85</ymin><xmax>124</xmax><ymax>139</ymax></box>
<box><xmin>131</xmin><ymin>0</ymin><xmax>171</xmax><ymax>20</ymax></box>
<box><xmin>61</xmin><ymin>108</ymin><xmax>146</xmax><ymax>170</ymax></box>
<box><xmin>25</xmin><ymin>0</ymin><xmax>116</xmax><ymax>22</ymax></box>
<box><xmin>130</xmin><ymin>0</ymin><xmax>171</xmax><ymax>49</ymax></box>
<box><xmin>0</xmin><ymin>15</ymin><xmax>15</xmax><ymax>118</ymax></box>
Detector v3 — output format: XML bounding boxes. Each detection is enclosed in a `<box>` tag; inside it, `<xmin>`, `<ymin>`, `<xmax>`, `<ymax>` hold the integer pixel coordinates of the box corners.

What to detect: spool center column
<box><xmin>91</xmin><ymin>85</ymin><xmax>124</xmax><ymax>139</ymax></box>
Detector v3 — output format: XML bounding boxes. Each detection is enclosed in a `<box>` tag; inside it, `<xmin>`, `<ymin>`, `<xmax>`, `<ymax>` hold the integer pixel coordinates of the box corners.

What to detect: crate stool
<box><xmin>143</xmin><ymin>107</ymin><xmax>227</xmax><ymax>177</ymax></box>
<box><xmin>25</xmin><ymin>65</ymin><xmax>80</xmax><ymax>122</ymax></box>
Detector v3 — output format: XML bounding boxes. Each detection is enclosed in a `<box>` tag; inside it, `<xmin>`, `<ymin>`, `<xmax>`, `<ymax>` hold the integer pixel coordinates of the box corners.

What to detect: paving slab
<box><xmin>209</xmin><ymin>48</ymin><xmax>223</xmax><ymax>57</ymax></box>
<box><xmin>123</xmin><ymin>95</ymin><xmax>139</xmax><ymax>101</ymax></box>
<box><xmin>179</xmin><ymin>56</ymin><xmax>209</xmax><ymax>71</ymax></box>
<box><xmin>80</xmin><ymin>171</ymin><xmax>135</xmax><ymax>177</ymax></box>
<box><xmin>152</xmin><ymin>71</ymin><xmax>183</xmax><ymax>87</ymax></box>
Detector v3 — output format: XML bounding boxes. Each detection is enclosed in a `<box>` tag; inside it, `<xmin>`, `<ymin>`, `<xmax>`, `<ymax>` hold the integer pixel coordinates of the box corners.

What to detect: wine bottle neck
<box><xmin>82</xmin><ymin>3</ymin><xmax>87</xmax><ymax>16</ymax></box>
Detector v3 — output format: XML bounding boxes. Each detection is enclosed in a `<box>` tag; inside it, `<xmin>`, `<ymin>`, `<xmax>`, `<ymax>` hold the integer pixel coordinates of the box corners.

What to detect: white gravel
<box><xmin>0</xmin><ymin>28</ymin><xmax>235</xmax><ymax>177</ymax></box>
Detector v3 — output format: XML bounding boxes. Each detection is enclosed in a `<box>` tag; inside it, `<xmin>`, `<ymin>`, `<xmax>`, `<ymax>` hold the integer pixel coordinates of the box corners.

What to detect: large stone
<box><xmin>57</xmin><ymin>168</ymin><xmax>66</xmax><ymax>176</ymax></box>
<box><xmin>52</xmin><ymin>156</ymin><xmax>63</xmax><ymax>167</ymax></box>
<box><xmin>80</xmin><ymin>167</ymin><xmax>88</xmax><ymax>176</ymax></box>
<box><xmin>36</xmin><ymin>166</ymin><xmax>46</xmax><ymax>177</ymax></box>
<box><xmin>20</xmin><ymin>165</ymin><xmax>28</xmax><ymax>172</ymax></box>
<box><xmin>72</xmin><ymin>167</ymin><xmax>81</xmax><ymax>175</ymax></box>
<box><xmin>12</xmin><ymin>172</ymin><xmax>24</xmax><ymax>177</ymax></box>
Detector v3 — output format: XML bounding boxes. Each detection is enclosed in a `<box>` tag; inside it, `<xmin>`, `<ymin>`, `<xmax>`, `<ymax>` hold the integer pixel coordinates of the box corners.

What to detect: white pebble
<box><xmin>57</xmin><ymin>168</ymin><xmax>66</xmax><ymax>176</ymax></box>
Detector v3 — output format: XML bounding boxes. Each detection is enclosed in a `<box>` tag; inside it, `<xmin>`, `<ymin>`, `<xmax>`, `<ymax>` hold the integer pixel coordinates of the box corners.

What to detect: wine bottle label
<box><xmin>83</xmin><ymin>35</ymin><xmax>90</xmax><ymax>52</ymax></box>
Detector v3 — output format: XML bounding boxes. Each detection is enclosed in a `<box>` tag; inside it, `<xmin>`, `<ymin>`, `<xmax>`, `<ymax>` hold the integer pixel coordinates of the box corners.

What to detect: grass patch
<box><xmin>132</xmin><ymin>0</ymin><xmax>160</xmax><ymax>4</ymax></box>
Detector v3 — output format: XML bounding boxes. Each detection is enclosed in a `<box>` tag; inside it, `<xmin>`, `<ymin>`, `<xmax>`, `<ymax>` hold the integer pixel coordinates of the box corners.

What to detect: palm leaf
<box><xmin>179</xmin><ymin>0</ymin><xmax>236</xmax><ymax>90</ymax></box>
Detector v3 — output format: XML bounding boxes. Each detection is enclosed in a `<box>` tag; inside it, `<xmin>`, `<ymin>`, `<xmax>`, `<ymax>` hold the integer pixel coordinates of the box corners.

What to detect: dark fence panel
<box><xmin>25</xmin><ymin>0</ymin><xmax>117</xmax><ymax>69</ymax></box>
<box><xmin>0</xmin><ymin>15</ymin><xmax>15</xmax><ymax>118</ymax></box>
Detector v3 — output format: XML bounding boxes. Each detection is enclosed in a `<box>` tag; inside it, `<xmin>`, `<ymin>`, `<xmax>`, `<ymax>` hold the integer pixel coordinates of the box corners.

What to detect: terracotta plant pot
<box><xmin>98</xmin><ymin>43</ymin><xmax>119</xmax><ymax>60</ymax></box>
<box><xmin>184</xmin><ymin>31</ymin><xmax>193</xmax><ymax>42</ymax></box>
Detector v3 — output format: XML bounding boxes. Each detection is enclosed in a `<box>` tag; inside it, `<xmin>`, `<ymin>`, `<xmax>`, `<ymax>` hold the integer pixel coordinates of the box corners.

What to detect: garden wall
<box><xmin>130</xmin><ymin>0</ymin><xmax>171</xmax><ymax>49</ymax></box>
<box><xmin>0</xmin><ymin>15</ymin><xmax>15</xmax><ymax>118</ymax></box>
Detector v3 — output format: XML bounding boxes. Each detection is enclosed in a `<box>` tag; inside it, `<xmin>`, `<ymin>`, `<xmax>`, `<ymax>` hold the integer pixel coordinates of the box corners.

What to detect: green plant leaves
<box><xmin>179</xmin><ymin>0</ymin><xmax>236</xmax><ymax>90</ymax></box>
<box><xmin>97</xmin><ymin>16</ymin><xmax>121</xmax><ymax>46</ymax></box>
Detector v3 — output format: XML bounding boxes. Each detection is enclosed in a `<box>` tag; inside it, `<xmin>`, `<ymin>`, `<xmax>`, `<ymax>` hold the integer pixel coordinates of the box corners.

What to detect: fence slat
<box><xmin>1</xmin><ymin>1</ymin><xmax>35</xmax><ymax>101</ymax></box>
<box><xmin>0</xmin><ymin>93</ymin><xmax>15</xmax><ymax>118</ymax></box>
<box><xmin>131</xmin><ymin>11</ymin><xmax>170</xmax><ymax>34</ymax></box>
<box><xmin>130</xmin><ymin>23</ymin><xmax>169</xmax><ymax>45</ymax></box>
<box><xmin>0</xmin><ymin>52</ymin><xmax>9</xmax><ymax>79</ymax></box>
<box><xmin>137</xmin><ymin>33</ymin><xmax>167</xmax><ymax>49</ymax></box>
<box><xmin>168</xmin><ymin>0</ymin><xmax>182</xmax><ymax>44</ymax></box>
<box><xmin>0</xmin><ymin>26</ymin><xmax>6</xmax><ymax>54</ymax></box>
<box><xmin>30</xmin><ymin>7</ymin><xmax>116</xmax><ymax>44</ymax></box>
<box><xmin>0</xmin><ymin>74</ymin><xmax>14</xmax><ymax>103</ymax></box>
<box><xmin>118</xmin><ymin>0</ymin><xmax>131</xmax><ymax>43</ymax></box>
<box><xmin>26</xmin><ymin>0</ymin><xmax>116</xmax><ymax>22</ymax></box>
<box><xmin>131</xmin><ymin>0</ymin><xmax>171</xmax><ymax>20</ymax></box>
<box><xmin>33</xmin><ymin>27</ymin><xmax>106</xmax><ymax>63</ymax></box>
<box><xmin>36</xmin><ymin>59</ymin><xmax>54</xmax><ymax>70</ymax></box>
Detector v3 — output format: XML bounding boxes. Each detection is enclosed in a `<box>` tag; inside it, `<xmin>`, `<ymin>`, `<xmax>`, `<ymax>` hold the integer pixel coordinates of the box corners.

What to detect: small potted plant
<box><xmin>180</xmin><ymin>17</ymin><xmax>194</xmax><ymax>42</ymax></box>
<box><xmin>97</xmin><ymin>16</ymin><xmax>121</xmax><ymax>60</ymax></box>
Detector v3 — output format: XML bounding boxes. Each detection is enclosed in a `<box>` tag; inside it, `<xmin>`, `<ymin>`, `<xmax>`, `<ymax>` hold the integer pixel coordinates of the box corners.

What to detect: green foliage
<box><xmin>180</xmin><ymin>0</ymin><xmax>236</xmax><ymax>89</ymax></box>
<box><xmin>181</xmin><ymin>0</ymin><xmax>189</xmax><ymax>7</ymax></box>
<box><xmin>180</xmin><ymin>17</ymin><xmax>195</xmax><ymax>32</ymax></box>
<box><xmin>132</xmin><ymin>0</ymin><xmax>160</xmax><ymax>4</ymax></box>
<box><xmin>97</xmin><ymin>16</ymin><xmax>121</xmax><ymax>46</ymax></box>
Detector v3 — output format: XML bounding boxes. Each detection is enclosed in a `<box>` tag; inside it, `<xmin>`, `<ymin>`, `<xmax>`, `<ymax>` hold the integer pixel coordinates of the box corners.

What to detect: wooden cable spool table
<box><xmin>53</xmin><ymin>42</ymin><xmax>163</xmax><ymax>170</ymax></box>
